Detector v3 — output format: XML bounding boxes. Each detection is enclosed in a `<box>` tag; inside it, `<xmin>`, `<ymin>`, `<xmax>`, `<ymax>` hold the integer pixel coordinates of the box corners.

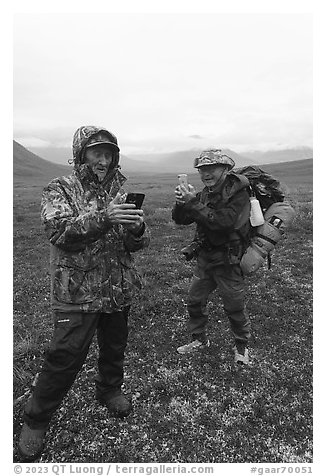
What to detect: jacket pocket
<box><xmin>226</xmin><ymin>241</ymin><xmax>243</xmax><ymax>265</ymax></box>
<box><xmin>53</xmin><ymin>261</ymin><xmax>99</xmax><ymax>304</ymax></box>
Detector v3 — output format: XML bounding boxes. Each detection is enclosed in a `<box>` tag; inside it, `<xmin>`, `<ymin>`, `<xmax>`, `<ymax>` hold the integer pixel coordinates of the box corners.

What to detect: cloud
<box><xmin>13</xmin><ymin>13</ymin><xmax>312</xmax><ymax>153</ymax></box>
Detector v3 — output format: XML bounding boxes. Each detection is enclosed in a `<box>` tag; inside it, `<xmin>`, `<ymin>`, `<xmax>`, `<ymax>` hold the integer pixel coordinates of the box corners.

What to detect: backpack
<box><xmin>233</xmin><ymin>165</ymin><xmax>296</xmax><ymax>275</ymax></box>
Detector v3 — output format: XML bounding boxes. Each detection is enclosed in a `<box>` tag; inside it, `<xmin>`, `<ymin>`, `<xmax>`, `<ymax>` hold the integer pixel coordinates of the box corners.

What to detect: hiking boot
<box><xmin>233</xmin><ymin>344</ymin><xmax>249</xmax><ymax>365</ymax></box>
<box><xmin>18</xmin><ymin>423</ymin><xmax>46</xmax><ymax>462</ymax></box>
<box><xmin>97</xmin><ymin>388</ymin><xmax>132</xmax><ymax>418</ymax></box>
<box><xmin>177</xmin><ymin>339</ymin><xmax>210</xmax><ymax>355</ymax></box>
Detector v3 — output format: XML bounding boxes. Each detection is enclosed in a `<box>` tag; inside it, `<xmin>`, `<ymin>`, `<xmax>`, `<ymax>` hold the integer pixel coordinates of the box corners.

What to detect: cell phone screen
<box><xmin>125</xmin><ymin>193</ymin><xmax>145</xmax><ymax>208</ymax></box>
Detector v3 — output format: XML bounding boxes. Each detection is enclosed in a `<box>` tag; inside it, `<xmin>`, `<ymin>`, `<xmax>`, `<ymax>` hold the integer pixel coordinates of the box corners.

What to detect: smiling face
<box><xmin>198</xmin><ymin>164</ymin><xmax>229</xmax><ymax>188</ymax></box>
<box><xmin>84</xmin><ymin>145</ymin><xmax>114</xmax><ymax>181</ymax></box>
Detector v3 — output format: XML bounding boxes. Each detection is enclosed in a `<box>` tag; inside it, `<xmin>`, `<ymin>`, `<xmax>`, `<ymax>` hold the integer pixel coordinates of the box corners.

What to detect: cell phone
<box><xmin>125</xmin><ymin>193</ymin><xmax>145</xmax><ymax>208</ymax></box>
<box><xmin>178</xmin><ymin>174</ymin><xmax>188</xmax><ymax>186</ymax></box>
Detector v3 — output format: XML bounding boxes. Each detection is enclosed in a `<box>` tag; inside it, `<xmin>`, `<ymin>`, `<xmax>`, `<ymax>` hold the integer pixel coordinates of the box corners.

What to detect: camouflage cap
<box><xmin>85</xmin><ymin>131</ymin><xmax>120</xmax><ymax>151</ymax></box>
<box><xmin>194</xmin><ymin>149</ymin><xmax>235</xmax><ymax>170</ymax></box>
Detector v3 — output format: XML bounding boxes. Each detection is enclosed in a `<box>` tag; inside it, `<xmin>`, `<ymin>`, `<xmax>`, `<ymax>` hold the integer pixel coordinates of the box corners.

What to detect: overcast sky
<box><xmin>13</xmin><ymin>12</ymin><xmax>312</xmax><ymax>155</ymax></box>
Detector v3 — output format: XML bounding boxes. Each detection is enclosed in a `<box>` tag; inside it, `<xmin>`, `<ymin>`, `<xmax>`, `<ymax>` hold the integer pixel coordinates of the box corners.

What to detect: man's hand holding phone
<box><xmin>106</xmin><ymin>192</ymin><xmax>144</xmax><ymax>229</ymax></box>
<box><xmin>106</xmin><ymin>192</ymin><xmax>145</xmax><ymax>234</ymax></box>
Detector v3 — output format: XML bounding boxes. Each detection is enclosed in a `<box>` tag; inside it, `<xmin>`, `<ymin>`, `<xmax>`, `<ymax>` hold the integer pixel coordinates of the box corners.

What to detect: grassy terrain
<box><xmin>13</xmin><ymin>168</ymin><xmax>313</xmax><ymax>463</ymax></box>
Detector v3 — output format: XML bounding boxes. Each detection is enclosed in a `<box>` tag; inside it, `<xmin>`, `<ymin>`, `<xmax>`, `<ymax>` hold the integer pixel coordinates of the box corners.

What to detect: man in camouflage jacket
<box><xmin>172</xmin><ymin>149</ymin><xmax>251</xmax><ymax>364</ymax></box>
<box><xmin>19</xmin><ymin>125</ymin><xmax>150</xmax><ymax>461</ymax></box>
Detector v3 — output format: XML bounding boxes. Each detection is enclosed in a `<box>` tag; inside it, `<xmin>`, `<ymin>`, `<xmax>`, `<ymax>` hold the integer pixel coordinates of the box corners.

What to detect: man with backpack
<box><xmin>172</xmin><ymin>149</ymin><xmax>251</xmax><ymax>364</ymax></box>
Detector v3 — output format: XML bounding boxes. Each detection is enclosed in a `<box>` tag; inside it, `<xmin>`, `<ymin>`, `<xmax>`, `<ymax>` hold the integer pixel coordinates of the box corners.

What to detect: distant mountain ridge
<box><xmin>26</xmin><ymin>143</ymin><xmax>313</xmax><ymax>173</ymax></box>
<box><xmin>13</xmin><ymin>141</ymin><xmax>313</xmax><ymax>190</ymax></box>
<box><xmin>243</xmin><ymin>146</ymin><xmax>313</xmax><ymax>164</ymax></box>
<box><xmin>25</xmin><ymin>145</ymin><xmax>253</xmax><ymax>173</ymax></box>
<box><xmin>14</xmin><ymin>140</ymin><xmax>313</xmax><ymax>184</ymax></box>
<box><xmin>13</xmin><ymin>140</ymin><xmax>72</xmax><ymax>183</ymax></box>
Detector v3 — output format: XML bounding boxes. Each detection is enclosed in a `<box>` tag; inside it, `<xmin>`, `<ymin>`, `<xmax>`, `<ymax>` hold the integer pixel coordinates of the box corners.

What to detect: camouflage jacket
<box><xmin>172</xmin><ymin>173</ymin><xmax>250</xmax><ymax>250</ymax></box>
<box><xmin>41</xmin><ymin>164</ymin><xmax>150</xmax><ymax>313</ymax></box>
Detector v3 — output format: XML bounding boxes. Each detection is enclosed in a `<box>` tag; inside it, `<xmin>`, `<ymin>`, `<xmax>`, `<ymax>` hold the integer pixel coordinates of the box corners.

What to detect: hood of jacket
<box><xmin>71</xmin><ymin>125</ymin><xmax>124</xmax><ymax>191</ymax></box>
<box><xmin>72</xmin><ymin>125</ymin><xmax>120</xmax><ymax>169</ymax></box>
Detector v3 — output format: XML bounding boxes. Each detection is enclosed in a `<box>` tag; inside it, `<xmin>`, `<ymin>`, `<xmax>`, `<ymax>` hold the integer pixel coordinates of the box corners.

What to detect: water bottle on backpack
<box><xmin>249</xmin><ymin>195</ymin><xmax>265</xmax><ymax>227</ymax></box>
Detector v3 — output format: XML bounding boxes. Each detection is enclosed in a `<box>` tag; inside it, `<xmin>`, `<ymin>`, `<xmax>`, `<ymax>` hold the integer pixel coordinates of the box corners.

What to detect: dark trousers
<box><xmin>187</xmin><ymin>263</ymin><xmax>251</xmax><ymax>345</ymax></box>
<box><xmin>24</xmin><ymin>308</ymin><xmax>129</xmax><ymax>429</ymax></box>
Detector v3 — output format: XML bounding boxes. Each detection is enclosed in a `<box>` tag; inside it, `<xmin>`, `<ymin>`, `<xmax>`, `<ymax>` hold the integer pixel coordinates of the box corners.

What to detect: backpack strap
<box><xmin>229</xmin><ymin>188</ymin><xmax>251</xmax><ymax>248</ymax></box>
